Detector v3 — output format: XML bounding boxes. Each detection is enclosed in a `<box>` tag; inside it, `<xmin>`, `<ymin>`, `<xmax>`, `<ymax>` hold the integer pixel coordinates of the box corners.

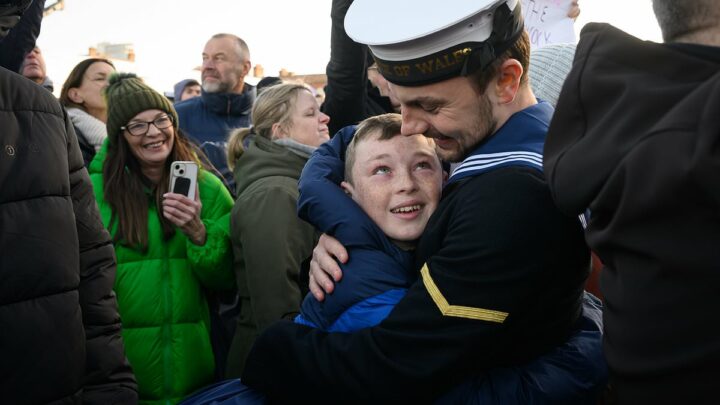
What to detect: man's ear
<box><xmin>340</xmin><ymin>181</ymin><xmax>354</xmax><ymax>197</ymax></box>
<box><xmin>493</xmin><ymin>59</ymin><xmax>523</xmax><ymax>104</ymax></box>
<box><xmin>68</xmin><ymin>88</ymin><xmax>83</xmax><ymax>104</ymax></box>
<box><xmin>242</xmin><ymin>60</ymin><xmax>252</xmax><ymax>77</ymax></box>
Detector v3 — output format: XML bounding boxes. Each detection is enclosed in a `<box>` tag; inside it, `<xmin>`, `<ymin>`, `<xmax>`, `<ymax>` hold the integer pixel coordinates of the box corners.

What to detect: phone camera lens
<box><xmin>179</xmin><ymin>169</ymin><xmax>185</xmax><ymax>174</ymax></box>
<box><xmin>175</xmin><ymin>165</ymin><xmax>181</xmax><ymax>170</ymax></box>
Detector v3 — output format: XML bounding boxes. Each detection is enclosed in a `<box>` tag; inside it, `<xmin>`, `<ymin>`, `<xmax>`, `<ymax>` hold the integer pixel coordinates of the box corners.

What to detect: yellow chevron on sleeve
<box><xmin>421</xmin><ymin>263</ymin><xmax>509</xmax><ymax>323</ymax></box>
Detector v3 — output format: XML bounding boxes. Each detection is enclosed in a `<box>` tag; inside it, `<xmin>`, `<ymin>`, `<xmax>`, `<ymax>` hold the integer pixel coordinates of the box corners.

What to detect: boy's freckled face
<box><xmin>342</xmin><ymin>133</ymin><xmax>443</xmax><ymax>245</ymax></box>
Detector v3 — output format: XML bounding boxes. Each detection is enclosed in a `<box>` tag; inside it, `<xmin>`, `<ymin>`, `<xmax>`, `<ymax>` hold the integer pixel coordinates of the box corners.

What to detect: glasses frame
<box><xmin>121</xmin><ymin>114</ymin><xmax>174</xmax><ymax>137</ymax></box>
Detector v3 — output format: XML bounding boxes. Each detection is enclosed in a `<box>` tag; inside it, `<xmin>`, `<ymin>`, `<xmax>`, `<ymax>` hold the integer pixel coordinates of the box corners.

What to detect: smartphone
<box><xmin>169</xmin><ymin>161</ymin><xmax>198</xmax><ymax>200</ymax></box>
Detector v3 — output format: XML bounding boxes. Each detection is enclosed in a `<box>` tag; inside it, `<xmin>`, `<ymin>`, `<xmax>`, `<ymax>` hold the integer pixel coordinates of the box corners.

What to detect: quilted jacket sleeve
<box><xmin>67</xmin><ymin>109</ymin><xmax>139</xmax><ymax>404</ymax></box>
<box><xmin>0</xmin><ymin>0</ymin><xmax>44</xmax><ymax>72</ymax></box>
<box><xmin>186</xmin><ymin>171</ymin><xmax>235</xmax><ymax>290</ymax></box>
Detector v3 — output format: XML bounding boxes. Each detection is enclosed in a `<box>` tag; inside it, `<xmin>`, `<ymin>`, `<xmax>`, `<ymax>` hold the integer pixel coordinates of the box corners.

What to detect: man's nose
<box><xmin>401</xmin><ymin>110</ymin><xmax>428</xmax><ymax>136</ymax></box>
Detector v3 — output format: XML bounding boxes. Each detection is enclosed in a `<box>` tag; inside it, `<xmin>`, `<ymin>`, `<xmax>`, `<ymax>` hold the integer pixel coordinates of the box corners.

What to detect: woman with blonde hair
<box><xmin>88</xmin><ymin>73</ymin><xmax>235</xmax><ymax>404</ymax></box>
<box><xmin>225</xmin><ymin>83</ymin><xmax>330</xmax><ymax>377</ymax></box>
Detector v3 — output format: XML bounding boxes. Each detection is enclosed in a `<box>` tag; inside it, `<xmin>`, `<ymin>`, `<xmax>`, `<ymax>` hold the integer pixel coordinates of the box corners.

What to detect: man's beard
<box><xmin>202</xmin><ymin>69</ymin><xmax>240</xmax><ymax>94</ymax></box>
<box><xmin>436</xmin><ymin>93</ymin><xmax>496</xmax><ymax>163</ymax></box>
<box><xmin>202</xmin><ymin>80</ymin><xmax>231</xmax><ymax>94</ymax></box>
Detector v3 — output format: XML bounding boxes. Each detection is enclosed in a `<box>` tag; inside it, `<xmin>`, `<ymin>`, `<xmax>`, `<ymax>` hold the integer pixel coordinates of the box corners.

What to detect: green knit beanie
<box><xmin>105</xmin><ymin>72</ymin><xmax>179</xmax><ymax>142</ymax></box>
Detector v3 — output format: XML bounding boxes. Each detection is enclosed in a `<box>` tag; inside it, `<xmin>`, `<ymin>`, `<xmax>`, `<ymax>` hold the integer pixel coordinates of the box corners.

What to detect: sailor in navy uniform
<box><xmin>241</xmin><ymin>0</ymin><xmax>604</xmax><ymax>402</ymax></box>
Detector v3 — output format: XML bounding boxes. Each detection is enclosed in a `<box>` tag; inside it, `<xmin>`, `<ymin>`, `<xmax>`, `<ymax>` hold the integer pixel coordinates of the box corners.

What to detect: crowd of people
<box><xmin>1</xmin><ymin>0</ymin><xmax>719</xmax><ymax>404</ymax></box>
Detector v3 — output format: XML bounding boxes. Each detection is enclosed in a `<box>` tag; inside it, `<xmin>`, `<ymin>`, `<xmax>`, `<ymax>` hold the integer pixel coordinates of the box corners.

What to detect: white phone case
<box><xmin>169</xmin><ymin>161</ymin><xmax>198</xmax><ymax>200</ymax></box>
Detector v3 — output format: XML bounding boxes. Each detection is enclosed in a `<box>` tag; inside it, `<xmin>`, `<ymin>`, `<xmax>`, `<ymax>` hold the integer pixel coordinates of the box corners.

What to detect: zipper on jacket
<box><xmin>162</xmin><ymin>240</ymin><xmax>173</xmax><ymax>404</ymax></box>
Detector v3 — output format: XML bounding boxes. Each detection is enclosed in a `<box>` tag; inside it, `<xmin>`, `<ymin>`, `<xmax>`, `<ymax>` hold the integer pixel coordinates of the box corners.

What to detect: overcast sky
<box><xmin>36</xmin><ymin>0</ymin><xmax>662</xmax><ymax>95</ymax></box>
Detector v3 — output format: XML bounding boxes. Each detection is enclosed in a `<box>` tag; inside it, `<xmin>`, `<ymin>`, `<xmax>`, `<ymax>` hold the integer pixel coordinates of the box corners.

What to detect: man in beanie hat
<box><xmin>173</xmin><ymin>78</ymin><xmax>201</xmax><ymax>104</ymax></box>
<box><xmin>0</xmin><ymin>1</ymin><xmax>138</xmax><ymax>403</ymax></box>
<box><xmin>240</xmin><ymin>0</ymin><xmax>604</xmax><ymax>402</ymax></box>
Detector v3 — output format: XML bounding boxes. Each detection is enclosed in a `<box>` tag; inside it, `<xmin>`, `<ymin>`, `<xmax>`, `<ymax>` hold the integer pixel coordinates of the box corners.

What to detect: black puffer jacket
<box><xmin>0</xmin><ymin>66</ymin><xmax>138</xmax><ymax>404</ymax></box>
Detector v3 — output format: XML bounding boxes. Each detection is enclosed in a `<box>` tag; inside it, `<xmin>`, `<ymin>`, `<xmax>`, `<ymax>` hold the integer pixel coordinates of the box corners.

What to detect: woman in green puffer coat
<box><xmin>89</xmin><ymin>73</ymin><xmax>235</xmax><ymax>404</ymax></box>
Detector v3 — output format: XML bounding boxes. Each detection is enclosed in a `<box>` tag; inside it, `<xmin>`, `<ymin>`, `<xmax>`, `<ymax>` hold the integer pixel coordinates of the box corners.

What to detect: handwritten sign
<box><xmin>521</xmin><ymin>0</ymin><xmax>576</xmax><ymax>48</ymax></box>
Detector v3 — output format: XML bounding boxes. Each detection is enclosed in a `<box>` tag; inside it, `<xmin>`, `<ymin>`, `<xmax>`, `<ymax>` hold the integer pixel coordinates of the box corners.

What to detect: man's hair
<box><xmin>468</xmin><ymin>30</ymin><xmax>531</xmax><ymax>93</ymax></box>
<box><xmin>345</xmin><ymin>113</ymin><xmax>403</xmax><ymax>184</ymax></box>
<box><xmin>210</xmin><ymin>33</ymin><xmax>251</xmax><ymax>62</ymax></box>
<box><xmin>652</xmin><ymin>0</ymin><xmax>718</xmax><ymax>42</ymax></box>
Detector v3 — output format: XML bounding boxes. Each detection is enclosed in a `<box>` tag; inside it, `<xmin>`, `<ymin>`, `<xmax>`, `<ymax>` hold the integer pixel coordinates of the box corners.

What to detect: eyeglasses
<box><xmin>121</xmin><ymin>114</ymin><xmax>173</xmax><ymax>136</ymax></box>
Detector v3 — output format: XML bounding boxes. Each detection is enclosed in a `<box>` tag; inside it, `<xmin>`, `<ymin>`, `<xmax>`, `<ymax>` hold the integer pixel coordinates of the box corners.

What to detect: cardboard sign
<box><xmin>521</xmin><ymin>0</ymin><xmax>576</xmax><ymax>48</ymax></box>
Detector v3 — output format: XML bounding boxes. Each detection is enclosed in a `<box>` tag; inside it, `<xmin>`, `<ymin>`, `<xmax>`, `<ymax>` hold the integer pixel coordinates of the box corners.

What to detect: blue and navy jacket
<box><xmin>294</xmin><ymin>126</ymin><xmax>417</xmax><ymax>332</ymax></box>
<box><xmin>175</xmin><ymin>87</ymin><xmax>256</xmax><ymax>194</ymax></box>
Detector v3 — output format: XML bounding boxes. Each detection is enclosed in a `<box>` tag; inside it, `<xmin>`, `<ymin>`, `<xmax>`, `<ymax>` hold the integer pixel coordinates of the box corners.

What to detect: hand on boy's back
<box><xmin>308</xmin><ymin>233</ymin><xmax>348</xmax><ymax>301</ymax></box>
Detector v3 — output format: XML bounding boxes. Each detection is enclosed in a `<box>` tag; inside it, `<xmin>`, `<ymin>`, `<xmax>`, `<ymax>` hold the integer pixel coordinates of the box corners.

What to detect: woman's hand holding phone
<box><xmin>162</xmin><ymin>185</ymin><xmax>206</xmax><ymax>246</ymax></box>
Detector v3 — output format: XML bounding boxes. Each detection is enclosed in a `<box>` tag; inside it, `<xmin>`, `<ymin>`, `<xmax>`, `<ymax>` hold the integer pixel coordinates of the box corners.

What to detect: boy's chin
<box><xmin>388</xmin><ymin>237</ymin><xmax>420</xmax><ymax>251</ymax></box>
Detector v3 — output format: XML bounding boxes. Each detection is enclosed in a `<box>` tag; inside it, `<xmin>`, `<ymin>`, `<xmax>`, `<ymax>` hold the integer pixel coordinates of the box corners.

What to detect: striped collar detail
<box><xmin>447</xmin><ymin>101</ymin><xmax>553</xmax><ymax>186</ymax></box>
<box><xmin>451</xmin><ymin>150</ymin><xmax>543</xmax><ymax>177</ymax></box>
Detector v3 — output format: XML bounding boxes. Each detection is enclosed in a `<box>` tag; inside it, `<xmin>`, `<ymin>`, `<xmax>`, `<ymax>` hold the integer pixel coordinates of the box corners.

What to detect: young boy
<box><xmin>295</xmin><ymin>113</ymin><xmax>443</xmax><ymax>331</ymax></box>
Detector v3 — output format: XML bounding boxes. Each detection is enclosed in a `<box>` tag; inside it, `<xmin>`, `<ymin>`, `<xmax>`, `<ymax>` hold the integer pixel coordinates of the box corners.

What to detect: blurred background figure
<box><xmin>224</xmin><ymin>83</ymin><xmax>329</xmax><ymax>377</ymax></box>
<box><xmin>90</xmin><ymin>73</ymin><xmax>235</xmax><ymax>404</ymax></box>
<box><xmin>528</xmin><ymin>43</ymin><xmax>576</xmax><ymax>107</ymax></box>
<box><xmin>321</xmin><ymin>0</ymin><xmax>397</xmax><ymax>136</ymax></box>
<box><xmin>174</xmin><ymin>78</ymin><xmax>201</xmax><ymax>103</ymax></box>
<box><xmin>20</xmin><ymin>45</ymin><xmax>52</xmax><ymax>92</ymax></box>
<box><xmin>60</xmin><ymin>58</ymin><xmax>116</xmax><ymax>167</ymax></box>
<box><xmin>255</xmin><ymin>75</ymin><xmax>282</xmax><ymax>95</ymax></box>
<box><xmin>366</xmin><ymin>62</ymin><xmax>400</xmax><ymax>112</ymax></box>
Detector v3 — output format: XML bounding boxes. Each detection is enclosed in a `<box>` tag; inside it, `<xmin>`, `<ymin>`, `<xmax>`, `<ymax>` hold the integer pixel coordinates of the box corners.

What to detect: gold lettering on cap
<box><xmin>394</xmin><ymin>65</ymin><xmax>410</xmax><ymax>77</ymax></box>
<box><xmin>377</xmin><ymin>61</ymin><xmax>393</xmax><ymax>76</ymax></box>
<box><xmin>452</xmin><ymin>49</ymin><xmax>468</xmax><ymax>64</ymax></box>
<box><xmin>415</xmin><ymin>59</ymin><xmax>435</xmax><ymax>74</ymax></box>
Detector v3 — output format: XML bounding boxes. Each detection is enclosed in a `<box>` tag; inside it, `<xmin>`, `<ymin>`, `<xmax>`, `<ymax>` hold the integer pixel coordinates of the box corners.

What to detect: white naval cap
<box><xmin>345</xmin><ymin>0</ymin><xmax>524</xmax><ymax>86</ymax></box>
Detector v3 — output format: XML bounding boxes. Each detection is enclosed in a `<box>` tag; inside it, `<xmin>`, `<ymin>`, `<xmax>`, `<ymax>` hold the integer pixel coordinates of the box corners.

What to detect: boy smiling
<box><xmin>295</xmin><ymin>113</ymin><xmax>444</xmax><ymax>331</ymax></box>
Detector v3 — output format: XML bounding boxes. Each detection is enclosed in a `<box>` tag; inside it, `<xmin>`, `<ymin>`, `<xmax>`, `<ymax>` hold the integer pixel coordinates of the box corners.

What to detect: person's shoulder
<box><xmin>239</xmin><ymin>175</ymin><xmax>299</xmax><ymax>202</ymax></box>
<box><xmin>174</xmin><ymin>96</ymin><xmax>204</xmax><ymax>114</ymax></box>
<box><xmin>452</xmin><ymin>167</ymin><xmax>547</xmax><ymax>200</ymax></box>
<box><xmin>0</xmin><ymin>67</ymin><xmax>63</xmax><ymax>116</ymax></box>
<box><xmin>442</xmin><ymin>167</ymin><xmax>555</xmax><ymax>228</ymax></box>
<box><xmin>199</xmin><ymin>168</ymin><xmax>228</xmax><ymax>191</ymax></box>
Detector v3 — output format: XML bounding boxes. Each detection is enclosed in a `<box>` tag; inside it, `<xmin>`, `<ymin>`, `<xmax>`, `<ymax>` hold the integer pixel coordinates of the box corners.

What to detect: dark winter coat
<box><xmin>545</xmin><ymin>23</ymin><xmax>720</xmax><ymax>404</ymax></box>
<box><xmin>0</xmin><ymin>65</ymin><xmax>138</xmax><ymax>405</ymax></box>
